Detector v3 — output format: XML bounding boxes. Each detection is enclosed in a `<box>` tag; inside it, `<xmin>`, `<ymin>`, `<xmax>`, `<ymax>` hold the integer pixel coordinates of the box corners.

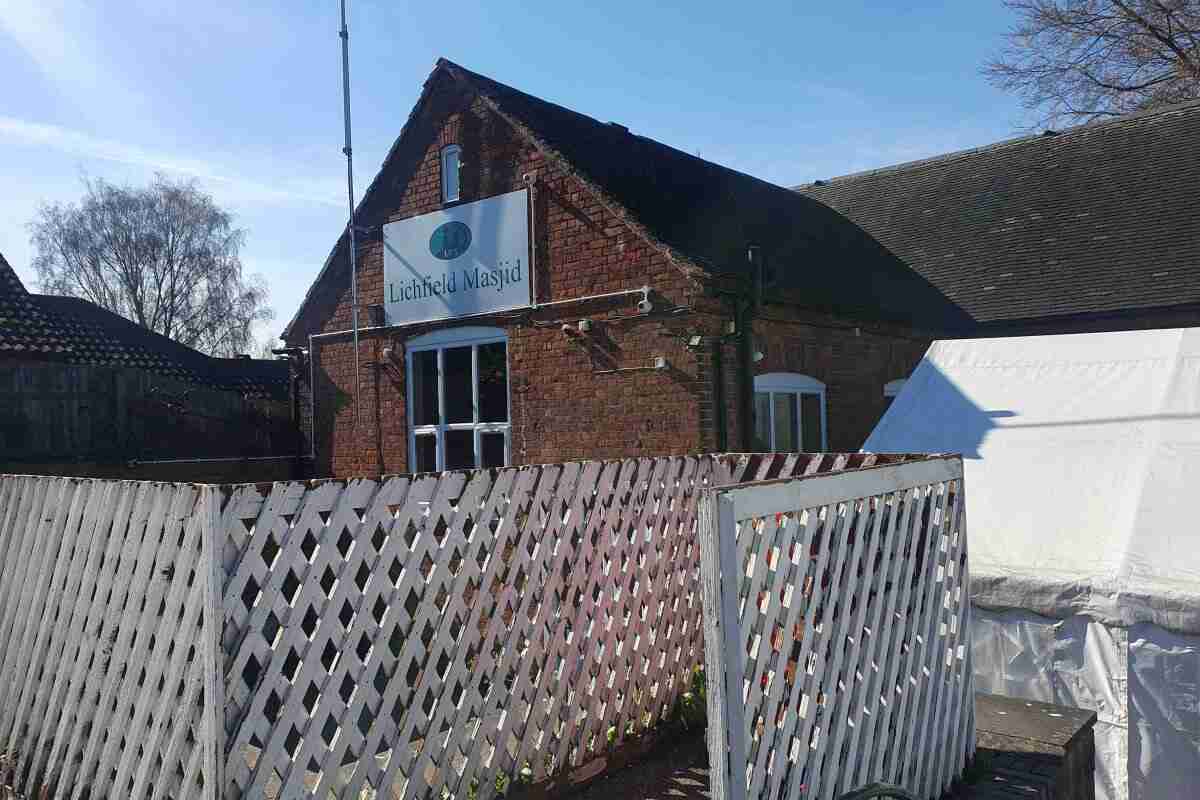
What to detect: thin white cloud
<box><xmin>0</xmin><ymin>1</ymin><xmax>101</xmax><ymax>87</ymax></box>
<box><xmin>0</xmin><ymin>115</ymin><xmax>343</xmax><ymax>208</ymax></box>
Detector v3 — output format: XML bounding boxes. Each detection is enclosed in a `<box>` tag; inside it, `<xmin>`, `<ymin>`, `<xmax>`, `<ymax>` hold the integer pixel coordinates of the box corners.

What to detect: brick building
<box><xmin>284</xmin><ymin>59</ymin><xmax>1200</xmax><ymax>478</ymax></box>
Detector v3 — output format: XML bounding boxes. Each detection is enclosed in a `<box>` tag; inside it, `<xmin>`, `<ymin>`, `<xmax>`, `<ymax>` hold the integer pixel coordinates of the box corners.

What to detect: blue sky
<box><xmin>0</xmin><ymin>0</ymin><xmax>1027</xmax><ymax>348</ymax></box>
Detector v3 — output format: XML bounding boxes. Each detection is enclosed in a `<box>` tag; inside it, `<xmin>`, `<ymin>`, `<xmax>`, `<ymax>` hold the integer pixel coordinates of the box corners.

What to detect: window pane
<box><xmin>442</xmin><ymin>147</ymin><xmax>460</xmax><ymax>202</ymax></box>
<box><xmin>414</xmin><ymin>434</ymin><xmax>437</xmax><ymax>473</ymax></box>
<box><xmin>753</xmin><ymin>392</ymin><xmax>771</xmax><ymax>451</ymax></box>
<box><xmin>773</xmin><ymin>393</ymin><xmax>798</xmax><ymax>452</ymax></box>
<box><xmin>443</xmin><ymin>346</ymin><xmax>473</xmax><ymax>423</ymax></box>
<box><xmin>478</xmin><ymin>342</ymin><xmax>508</xmax><ymax>422</ymax></box>
<box><xmin>480</xmin><ymin>432</ymin><xmax>506</xmax><ymax>468</ymax></box>
<box><xmin>800</xmin><ymin>392</ymin><xmax>823</xmax><ymax>451</ymax></box>
<box><xmin>412</xmin><ymin>351</ymin><xmax>439</xmax><ymax>426</ymax></box>
<box><xmin>445</xmin><ymin>429</ymin><xmax>475</xmax><ymax>470</ymax></box>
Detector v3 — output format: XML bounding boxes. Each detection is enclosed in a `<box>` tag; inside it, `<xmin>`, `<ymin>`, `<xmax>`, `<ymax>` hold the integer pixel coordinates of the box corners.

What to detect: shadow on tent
<box><xmin>866</xmin><ymin>361</ymin><xmax>1016</xmax><ymax>460</ymax></box>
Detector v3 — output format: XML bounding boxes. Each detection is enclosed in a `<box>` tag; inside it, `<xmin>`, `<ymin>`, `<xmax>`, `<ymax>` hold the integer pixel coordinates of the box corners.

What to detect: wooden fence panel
<box><xmin>700</xmin><ymin>457</ymin><xmax>975</xmax><ymax>800</ymax></box>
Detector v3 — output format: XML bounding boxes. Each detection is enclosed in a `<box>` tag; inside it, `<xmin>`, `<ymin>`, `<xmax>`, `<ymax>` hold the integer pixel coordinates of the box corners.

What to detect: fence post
<box><xmin>200</xmin><ymin>486</ymin><xmax>226</xmax><ymax>800</ymax></box>
<box><xmin>700</xmin><ymin>490</ymin><xmax>748</xmax><ymax>800</ymax></box>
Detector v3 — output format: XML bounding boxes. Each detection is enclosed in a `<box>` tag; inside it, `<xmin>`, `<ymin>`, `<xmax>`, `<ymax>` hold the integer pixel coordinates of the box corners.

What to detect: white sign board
<box><xmin>382</xmin><ymin>189</ymin><xmax>530</xmax><ymax>325</ymax></box>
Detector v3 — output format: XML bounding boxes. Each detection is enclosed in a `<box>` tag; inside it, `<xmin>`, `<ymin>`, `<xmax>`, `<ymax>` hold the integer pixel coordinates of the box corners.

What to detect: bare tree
<box><xmin>986</xmin><ymin>1</ymin><xmax>1200</xmax><ymax>127</ymax></box>
<box><xmin>31</xmin><ymin>175</ymin><xmax>273</xmax><ymax>357</ymax></box>
<box><xmin>257</xmin><ymin>337</ymin><xmax>283</xmax><ymax>360</ymax></box>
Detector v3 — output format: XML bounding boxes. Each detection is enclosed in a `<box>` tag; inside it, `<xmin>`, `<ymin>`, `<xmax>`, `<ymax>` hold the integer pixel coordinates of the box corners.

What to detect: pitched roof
<box><xmin>284</xmin><ymin>59</ymin><xmax>971</xmax><ymax>338</ymax></box>
<box><xmin>0</xmin><ymin>254</ymin><xmax>288</xmax><ymax>399</ymax></box>
<box><xmin>35</xmin><ymin>295</ymin><xmax>290</xmax><ymax>399</ymax></box>
<box><xmin>0</xmin><ymin>252</ymin><xmax>71</xmax><ymax>356</ymax></box>
<box><xmin>796</xmin><ymin>100</ymin><xmax>1200</xmax><ymax>325</ymax></box>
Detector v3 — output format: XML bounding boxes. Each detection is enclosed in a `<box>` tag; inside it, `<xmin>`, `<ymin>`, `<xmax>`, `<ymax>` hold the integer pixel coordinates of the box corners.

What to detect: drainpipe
<box><xmin>736</xmin><ymin>296</ymin><xmax>755</xmax><ymax>450</ymax></box>
<box><xmin>712</xmin><ymin>342</ymin><xmax>728</xmax><ymax>451</ymax></box>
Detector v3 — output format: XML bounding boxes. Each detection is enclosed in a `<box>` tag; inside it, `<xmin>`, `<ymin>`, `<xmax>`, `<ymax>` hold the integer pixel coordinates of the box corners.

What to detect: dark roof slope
<box><xmin>450</xmin><ymin>61</ymin><xmax>973</xmax><ymax>328</ymax></box>
<box><xmin>1</xmin><ymin>255</ymin><xmax>287</xmax><ymax>399</ymax></box>
<box><xmin>34</xmin><ymin>295</ymin><xmax>290</xmax><ymax>399</ymax></box>
<box><xmin>796</xmin><ymin>101</ymin><xmax>1200</xmax><ymax>325</ymax></box>
<box><xmin>284</xmin><ymin>60</ymin><xmax>972</xmax><ymax>337</ymax></box>
<box><xmin>0</xmin><ymin>252</ymin><xmax>71</xmax><ymax>356</ymax></box>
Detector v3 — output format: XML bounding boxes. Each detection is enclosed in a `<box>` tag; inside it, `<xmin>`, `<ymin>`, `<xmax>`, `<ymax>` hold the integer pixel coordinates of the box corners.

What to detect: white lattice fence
<box><xmin>700</xmin><ymin>457</ymin><xmax>974</xmax><ymax>800</ymax></box>
<box><xmin>221</xmin><ymin>456</ymin><xmax>728</xmax><ymax>799</ymax></box>
<box><xmin>0</xmin><ymin>475</ymin><xmax>220</xmax><ymax>800</ymax></box>
<box><xmin>0</xmin><ymin>452</ymin><xmax>933</xmax><ymax>800</ymax></box>
<box><xmin>218</xmin><ymin>454</ymin><xmax>920</xmax><ymax>799</ymax></box>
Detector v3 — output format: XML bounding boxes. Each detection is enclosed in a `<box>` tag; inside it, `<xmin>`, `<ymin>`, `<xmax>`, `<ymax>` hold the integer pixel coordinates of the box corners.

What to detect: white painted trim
<box><xmin>406</xmin><ymin>325</ymin><xmax>506</xmax><ymax>350</ymax></box>
<box><xmin>406</xmin><ymin>327</ymin><xmax>510</xmax><ymax>470</ymax></box>
<box><xmin>753</xmin><ymin>372</ymin><xmax>827</xmax><ymax>450</ymax></box>
<box><xmin>440</xmin><ymin>144</ymin><xmax>461</xmax><ymax>203</ymax></box>
<box><xmin>754</xmin><ymin>372</ymin><xmax>825</xmax><ymax>394</ymax></box>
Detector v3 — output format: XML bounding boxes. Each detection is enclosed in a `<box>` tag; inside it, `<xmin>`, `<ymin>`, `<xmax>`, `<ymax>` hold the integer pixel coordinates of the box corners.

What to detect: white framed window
<box><xmin>440</xmin><ymin>144</ymin><xmax>461</xmax><ymax>204</ymax></box>
<box><xmin>752</xmin><ymin>372</ymin><xmax>826</xmax><ymax>452</ymax></box>
<box><xmin>406</xmin><ymin>326</ymin><xmax>509</xmax><ymax>472</ymax></box>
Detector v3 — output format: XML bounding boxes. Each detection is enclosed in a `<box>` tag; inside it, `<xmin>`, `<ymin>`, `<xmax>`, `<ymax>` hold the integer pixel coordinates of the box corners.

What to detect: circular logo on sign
<box><xmin>429</xmin><ymin>221</ymin><xmax>472</xmax><ymax>260</ymax></box>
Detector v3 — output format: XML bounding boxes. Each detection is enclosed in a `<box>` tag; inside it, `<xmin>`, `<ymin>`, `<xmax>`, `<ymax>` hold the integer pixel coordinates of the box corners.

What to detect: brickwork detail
<box><xmin>289</xmin><ymin>73</ymin><xmax>930</xmax><ymax>477</ymax></box>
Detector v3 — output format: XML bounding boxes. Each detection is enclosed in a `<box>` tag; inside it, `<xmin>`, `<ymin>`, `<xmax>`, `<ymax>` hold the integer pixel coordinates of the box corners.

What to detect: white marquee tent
<box><xmin>864</xmin><ymin>328</ymin><xmax>1200</xmax><ymax>800</ymax></box>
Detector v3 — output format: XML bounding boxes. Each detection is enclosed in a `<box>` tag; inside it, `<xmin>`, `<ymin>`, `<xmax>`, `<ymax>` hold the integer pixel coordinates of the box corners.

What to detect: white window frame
<box><xmin>440</xmin><ymin>144</ymin><xmax>461</xmax><ymax>204</ymax></box>
<box><xmin>884</xmin><ymin>378</ymin><xmax>906</xmax><ymax>398</ymax></box>
<box><xmin>406</xmin><ymin>326</ymin><xmax>509</xmax><ymax>471</ymax></box>
<box><xmin>753</xmin><ymin>372</ymin><xmax>827</xmax><ymax>451</ymax></box>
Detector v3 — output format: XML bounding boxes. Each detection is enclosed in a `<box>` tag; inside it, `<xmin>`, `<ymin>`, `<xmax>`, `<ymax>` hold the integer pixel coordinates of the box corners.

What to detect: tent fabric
<box><xmin>863</xmin><ymin>329</ymin><xmax>1200</xmax><ymax>800</ymax></box>
<box><xmin>864</xmin><ymin>329</ymin><xmax>1200</xmax><ymax>634</ymax></box>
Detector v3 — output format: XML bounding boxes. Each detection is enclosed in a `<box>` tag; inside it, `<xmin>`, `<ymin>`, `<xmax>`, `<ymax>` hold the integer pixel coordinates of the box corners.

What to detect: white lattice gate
<box><xmin>699</xmin><ymin>456</ymin><xmax>975</xmax><ymax>800</ymax></box>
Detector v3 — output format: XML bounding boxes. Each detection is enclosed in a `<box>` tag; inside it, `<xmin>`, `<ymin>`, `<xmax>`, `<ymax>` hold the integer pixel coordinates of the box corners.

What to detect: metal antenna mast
<box><xmin>339</xmin><ymin>0</ymin><xmax>361</xmax><ymax>431</ymax></box>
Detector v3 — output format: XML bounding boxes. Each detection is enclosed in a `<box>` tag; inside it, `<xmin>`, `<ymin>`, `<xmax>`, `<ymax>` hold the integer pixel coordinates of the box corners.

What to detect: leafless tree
<box><xmin>257</xmin><ymin>337</ymin><xmax>283</xmax><ymax>360</ymax></box>
<box><xmin>985</xmin><ymin>1</ymin><xmax>1200</xmax><ymax>127</ymax></box>
<box><xmin>31</xmin><ymin>175</ymin><xmax>273</xmax><ymax>357</ymax></box>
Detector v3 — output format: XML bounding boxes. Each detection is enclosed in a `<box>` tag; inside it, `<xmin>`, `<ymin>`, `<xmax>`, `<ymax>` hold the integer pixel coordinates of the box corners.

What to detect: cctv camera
<box><xmin>561</xmin><ymin>323</ymin><xmax>573</xmax><ymax>334</ymax></box>
<box><xmin>637</xmin><ymin>298</ymin><xmax>653</xmax><ymax>314</ymax></box>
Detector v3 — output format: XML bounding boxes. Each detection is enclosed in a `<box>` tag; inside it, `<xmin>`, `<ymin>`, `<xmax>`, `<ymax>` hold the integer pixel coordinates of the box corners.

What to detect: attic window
<box><xmin>440</xmin><ymin>145</ymin><xmax>461</xmax><ymax>204</ymax></box>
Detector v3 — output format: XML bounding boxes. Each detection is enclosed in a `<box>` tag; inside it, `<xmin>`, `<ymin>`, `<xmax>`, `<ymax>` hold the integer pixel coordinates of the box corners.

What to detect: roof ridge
<box><xmin>795</xmin><ymin>97</ymin><xmax>1200</xmax><ymax>189</ymax></box>
<box><xmin>443</xmin><ymin>59</ymin><xmax>795</xmax><ymax>198</ymax></box>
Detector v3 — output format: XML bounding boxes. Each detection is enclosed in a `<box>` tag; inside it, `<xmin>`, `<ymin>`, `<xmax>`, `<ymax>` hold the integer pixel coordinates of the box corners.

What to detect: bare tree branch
<box><xmin>985</xmin><ymin>0</ymin><xmax>1200</xmax><ymax>128</ymax></box>
<box><xmin>29</xmin><ymin>174</ymin><xmax>274</xmax><ymax>357</ymax></box>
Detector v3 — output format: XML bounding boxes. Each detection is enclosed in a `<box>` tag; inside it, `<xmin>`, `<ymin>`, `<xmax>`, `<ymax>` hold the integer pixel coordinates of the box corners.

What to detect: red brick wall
<box><xmin>294</xmin><ymin>74</ymin><xmax>718</xmax><ymax>477</ymax></box>
<box><xmin>288</xmin><ymin>73</ymin><xmax>934</xmax><ymax>477</ymax></box>
<box><xmin>751</xmin><ymin>313</ymin><xmax>929</xmax><ymax>452</ymax></box>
